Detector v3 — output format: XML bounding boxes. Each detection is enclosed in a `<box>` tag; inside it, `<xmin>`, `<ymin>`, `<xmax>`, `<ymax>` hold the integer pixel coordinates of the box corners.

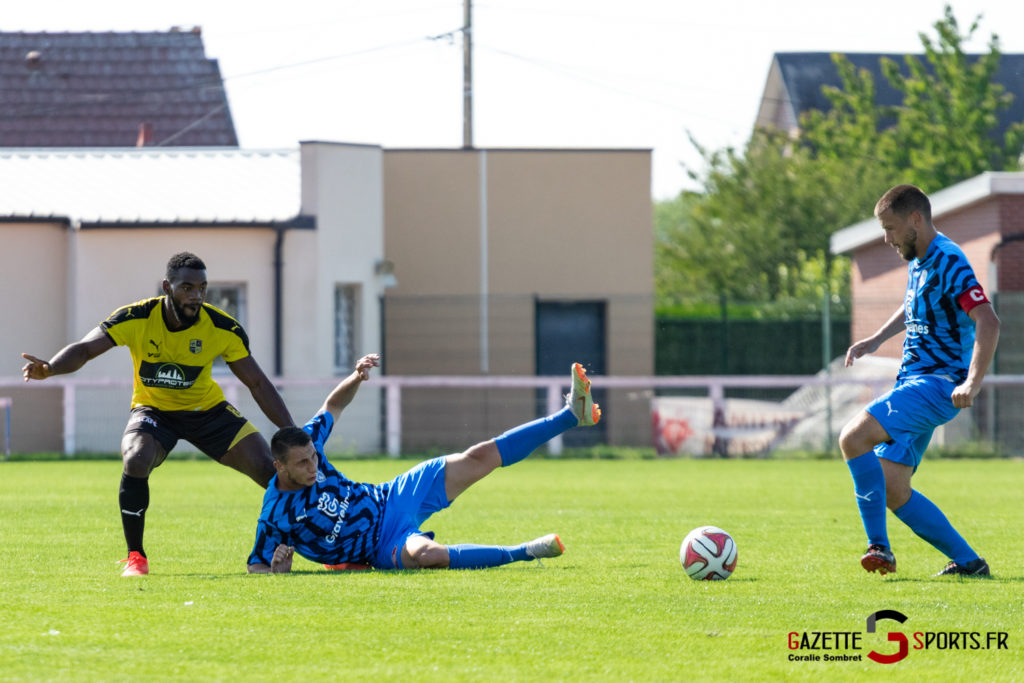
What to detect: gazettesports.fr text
<box><xmin>788</xmin><ymin>630</ymin><xmax>1009</xmax><ymax>653</ymax></box>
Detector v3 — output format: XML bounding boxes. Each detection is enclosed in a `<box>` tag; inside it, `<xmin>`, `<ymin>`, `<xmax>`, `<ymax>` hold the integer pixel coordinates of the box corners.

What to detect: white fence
<box><xmin>3</xmin><ymin>370</ymin><xmax>1024</xmax><ymax>457</ymax></box>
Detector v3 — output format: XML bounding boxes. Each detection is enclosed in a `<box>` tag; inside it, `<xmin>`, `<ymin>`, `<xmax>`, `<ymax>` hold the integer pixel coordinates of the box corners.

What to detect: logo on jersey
<box><xmin>189</xmin><ymin>339</ymin><xmax>203</xmax><ymax>354</ymax></box>
<box><xmin>138</xmin><ymin>361</ymin><xmax>202</xmax><ymax>390</ymax></box>
<box><xmin>316</xmin><ymin>492</ymin><xmax>349</xmax><ymax>519</ymax></box>
<box><xmin>318</xmin><ymin>493</ymin><xmax>352</xmax><ymax>545</ymax></box>
<box><xmin>906</xmin><ymin>322</ymin><xmax>930</xmax><ymax>336</ymax></box>
<box><xmin>146</xmin><ymin>339</ymin><xmax>162</xmax><ymax>358</ymax></box>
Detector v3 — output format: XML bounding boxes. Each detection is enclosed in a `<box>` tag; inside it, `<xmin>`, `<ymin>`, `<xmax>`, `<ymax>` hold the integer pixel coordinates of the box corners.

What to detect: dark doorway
<box><xmin>535</xmin><ymin>300</ymin><xmax>607</xmax><ymax>446</ymax></box>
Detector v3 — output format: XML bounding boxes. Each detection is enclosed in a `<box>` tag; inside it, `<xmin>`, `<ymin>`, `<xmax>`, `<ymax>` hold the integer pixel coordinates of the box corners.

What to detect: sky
<box><xmin>6</xmin><ymin>0</ymin><xmax>1024</xmax><ymax>199</ymax></box>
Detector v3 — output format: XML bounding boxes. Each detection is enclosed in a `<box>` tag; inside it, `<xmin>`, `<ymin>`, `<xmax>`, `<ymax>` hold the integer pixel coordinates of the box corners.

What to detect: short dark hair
<box><xmin>271</xmin><ymin>426</ymin><xmax>312</xmax><ymax>462</ymax></box>
<box><xmin>165</xmin><ymin>252</ymin><xmax>207</xmax><ymax>281</ymax></box>
<box><xmin>875</xmin><ymin>184</ymin><xmax>932</xmax><ymax>222</ymax></box>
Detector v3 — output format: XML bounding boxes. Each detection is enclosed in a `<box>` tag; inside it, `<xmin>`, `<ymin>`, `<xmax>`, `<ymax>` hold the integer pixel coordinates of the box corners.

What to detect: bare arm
<box><xmin>320</xmin><ymin>354</ymin><xmax>381</xmax><ymax>421</ymax></box>
<box><xmin>247</xmin><ymin>545</ymin><xmax>294</xmax><ymax>574</ymax></box>
<box><xmin>844</xmin><ymin>306</ymin><xmax>905</xmax><ymax>367</ymax></box>
<box><xmin>951</xmin><ymin>303</ymin><xmax>1000</xmax><ymax>409</ymax></box>
<box><xmin>22</xmin><ymin>326</ymin><xmax>115</xmax><ymax>382</ymax></box>
<box><xmin>229</xmin><ymin>356</ymin><xmax>295</xmax><ymax>428</ymax></box>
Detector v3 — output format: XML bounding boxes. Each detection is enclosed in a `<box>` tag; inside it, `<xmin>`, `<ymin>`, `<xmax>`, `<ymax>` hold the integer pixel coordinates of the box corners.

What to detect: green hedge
<box><xmin>655</xmin><ymin>317</ymin><xmax>851</xmax><ymax>375</ymax></box>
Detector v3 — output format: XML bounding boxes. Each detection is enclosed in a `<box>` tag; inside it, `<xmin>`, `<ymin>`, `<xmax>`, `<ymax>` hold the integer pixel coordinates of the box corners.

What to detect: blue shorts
<box><xmin>372</xmin><ymin>456</ymin><xmax>451</xmax><ymax>569</ymax></box>
<box><xmin>865</xmin><ymin>375</ymin><xmax>960</xmax><ymax>469</ymax></box>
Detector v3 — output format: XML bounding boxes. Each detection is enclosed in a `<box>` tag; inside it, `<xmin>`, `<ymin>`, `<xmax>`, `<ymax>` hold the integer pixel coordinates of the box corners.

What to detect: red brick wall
<box><xmin>850</xmin><ymin>241</ymin><xmax>906</xmax><ymax>358</ymax></box>
<box><xmin>995</xmin><ymin>196</ymin><xmax>1024</xmax><ymax>292</ymax></box>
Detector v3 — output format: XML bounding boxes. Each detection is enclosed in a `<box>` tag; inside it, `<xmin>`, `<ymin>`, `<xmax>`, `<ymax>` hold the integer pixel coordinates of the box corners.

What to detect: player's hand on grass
<box><xmin>21</xmin><ymin>353</ymin><xmax>52</xmax><ymax>382</ymax></box>
<box><xmin>270</xmin><ymin>544</ymin><xmax>294</xmax><ymax>573</ymax></box>
<box><xmin>355</xmin><ymin>353</ymin><xmax>380</xmax><ymax>381</ymax></box>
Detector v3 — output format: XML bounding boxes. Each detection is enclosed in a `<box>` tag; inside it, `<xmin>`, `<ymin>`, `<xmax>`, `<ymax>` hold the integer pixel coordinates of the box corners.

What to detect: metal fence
<box><xmin>2</xmin><ymin>369</ymin><xmax>1023</xmax><ymax>458</ymax></box>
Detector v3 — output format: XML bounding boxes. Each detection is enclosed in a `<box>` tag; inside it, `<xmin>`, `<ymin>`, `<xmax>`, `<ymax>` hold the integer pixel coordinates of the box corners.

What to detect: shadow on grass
<box><xmin>166</xmin><ymin>569</ymin><xmax>362</xmax><ymax>579</ymax></box>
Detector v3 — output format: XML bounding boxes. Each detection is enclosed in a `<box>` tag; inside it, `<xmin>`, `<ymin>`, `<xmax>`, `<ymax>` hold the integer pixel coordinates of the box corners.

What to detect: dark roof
<box><xmin>0</xmin><ymin>30</ymin><xmax>238</xmax><ymax>147</ymax></box>
<box><xmin>774</xmin><ymin>52</ymin><xmax>1024</xmax><ymax>140</ymax></box>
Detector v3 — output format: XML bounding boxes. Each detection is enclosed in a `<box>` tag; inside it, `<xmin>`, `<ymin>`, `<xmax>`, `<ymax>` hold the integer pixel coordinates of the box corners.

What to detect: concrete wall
<box><xmin>382</xmin><ymin>148</ymin><xmax>654</xmax><ymax>451</ymax></box>
<box><xmin>1</xmin><ymin>142</ymin><xmax>388</xmax><ymax>454</ymax></box>
<box><xmin>1</xmin><ymin>145</ymin><xmax>651</xmax><ymax>455</ymax></box>
<box><xmin>0</xmin><ymin>220</ymin><xmax>69</xmax><ymax>452</ymax></box>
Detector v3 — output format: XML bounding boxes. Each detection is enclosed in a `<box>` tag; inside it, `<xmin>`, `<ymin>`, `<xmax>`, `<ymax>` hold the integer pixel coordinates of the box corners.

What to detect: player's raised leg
<box><xmin>443</xmin><ymin>362</ymin><xmax>601</xmax><ymax>501</ymax></box>
<box><xmin>413</xmin><ymin>363</ymin><xmax>598</xmax><ymax>570</ymax></box>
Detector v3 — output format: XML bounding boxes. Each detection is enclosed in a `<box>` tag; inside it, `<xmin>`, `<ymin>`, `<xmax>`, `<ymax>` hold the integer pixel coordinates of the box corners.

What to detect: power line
<box><xmin>475</xmin><ymin>43</ymin><xmax>756</xmax><ymax>130</ymax></box>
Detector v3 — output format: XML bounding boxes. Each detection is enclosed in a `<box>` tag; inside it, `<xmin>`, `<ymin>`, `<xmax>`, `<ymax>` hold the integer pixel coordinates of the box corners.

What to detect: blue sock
<box><xmin>447</xmin><ymin>543</ymin><xmax>531</xmax><ymax>569</ymax></box>
<box><xmin>894</xmin><ymin>490</ymin><xmax>978</xmax><ymax>565</ymax></box>
<box><xmin>846</xmin><ymin>452</ymin><xmax>889</xmax><ymax>548</ymax></box>
<box><xmin>493</xmin><ymin>406</ymin><xmax>577</xmax><ymax>467</ymax></box>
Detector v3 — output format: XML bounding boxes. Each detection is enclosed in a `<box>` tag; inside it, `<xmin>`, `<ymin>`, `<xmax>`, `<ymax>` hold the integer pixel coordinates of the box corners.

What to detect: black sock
<box><xmin>119</xmin><ymin>473</ymin><xmax>149</xmax><ymax>558</ymax></box>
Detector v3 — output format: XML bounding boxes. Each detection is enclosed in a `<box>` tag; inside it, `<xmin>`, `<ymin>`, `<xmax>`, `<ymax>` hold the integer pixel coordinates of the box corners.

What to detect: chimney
<box><xmin>24</xmin><ymin>50</ymin><xmax>42</xmax><ymax>70</ymax></box>
<box><xmin>136</xmin><ymin>122</ymin><xmax>154</xmax><ymax>147</ymax></box>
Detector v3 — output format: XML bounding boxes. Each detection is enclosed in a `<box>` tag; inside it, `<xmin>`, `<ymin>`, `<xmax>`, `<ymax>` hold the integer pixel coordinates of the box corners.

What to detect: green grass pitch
<box><xmin>1</xmin><ymin>457</ymin><xmax>1022</xmax><ymax>681</ymax></box>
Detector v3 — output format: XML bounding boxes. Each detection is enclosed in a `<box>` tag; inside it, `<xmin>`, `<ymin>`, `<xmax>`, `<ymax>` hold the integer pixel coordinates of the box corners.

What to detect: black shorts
<box><xmin>123</xmin><ymin>401</ymin><xmax>259</xmax><ymax>461</ymax></box>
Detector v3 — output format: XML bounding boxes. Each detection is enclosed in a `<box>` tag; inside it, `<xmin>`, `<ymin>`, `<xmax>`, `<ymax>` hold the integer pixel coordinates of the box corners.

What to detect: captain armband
<box><xmin>956</xmin><ymin>285</ymin><xmax>990</xmax><ymax>313</ymax></box>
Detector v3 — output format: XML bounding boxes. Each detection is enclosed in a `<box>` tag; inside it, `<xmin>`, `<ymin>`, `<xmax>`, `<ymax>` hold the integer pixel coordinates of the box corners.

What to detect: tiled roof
<box><xmin>0</xmin><ymin>147</ymin><xmax>300</xmax><ymax>223</ymax></box>
<box><xmin>771</xmin><ymin>52</ymin><xmax>1024</xmax><ymax>141</ymax></box>
<box><xmin>0</xmin><ymin>30</ymin><xmax>238</xmax><ymax>147</ymax></box>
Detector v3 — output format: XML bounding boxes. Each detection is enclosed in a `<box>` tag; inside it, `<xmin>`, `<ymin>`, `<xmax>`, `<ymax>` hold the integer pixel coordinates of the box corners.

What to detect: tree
<box><xmin>655</xmin><ymin>127</ymin><xmax>866</xmax><ymax>310</ymax></box>
<box><xmin>881</xmin><ymin>5</ymin><xmax>1024</xmax><ymax>190</ymax></box>
<box><xmin>656</xmin><ymin>4</ymin><xmax>1021</xmax><ymax>313</ymax></box>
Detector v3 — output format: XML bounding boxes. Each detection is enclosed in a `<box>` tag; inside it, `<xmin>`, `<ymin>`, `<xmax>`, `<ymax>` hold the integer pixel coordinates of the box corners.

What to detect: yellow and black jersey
<box><xmin>100</xmin><ymin>297</ymin><xmax>251</xmax><ymax>411</ymax></box>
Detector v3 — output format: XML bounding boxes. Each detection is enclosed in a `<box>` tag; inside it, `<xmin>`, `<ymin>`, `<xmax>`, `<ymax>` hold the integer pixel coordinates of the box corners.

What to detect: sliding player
<box><xmin>248</xmin><ymin>354</ymin><xmax>601</xmax><ymax>573</ymax></box>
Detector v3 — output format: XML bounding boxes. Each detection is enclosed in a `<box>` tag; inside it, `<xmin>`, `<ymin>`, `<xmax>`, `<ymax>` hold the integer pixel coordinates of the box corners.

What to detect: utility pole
<box><xmin>462</xmin><ymin>0</ymin><xmax>473</xmax><ymax>148</ymax></box>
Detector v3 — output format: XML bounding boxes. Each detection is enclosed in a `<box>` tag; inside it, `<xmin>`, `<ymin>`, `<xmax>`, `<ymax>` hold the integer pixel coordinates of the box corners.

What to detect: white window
<box><xmin>206</xmin><ymin>283</ymin><xmax>247</xmax><ymax>372</ymax></box>
<box><xmin>206</xmin><ymin>283</ymin><xmax>247</xmax><ymax>326</ymax></box>
<box><xmin>334</xmin><ymin>284</ymin><xmax>361</xmax><ymax>375</ymax></box>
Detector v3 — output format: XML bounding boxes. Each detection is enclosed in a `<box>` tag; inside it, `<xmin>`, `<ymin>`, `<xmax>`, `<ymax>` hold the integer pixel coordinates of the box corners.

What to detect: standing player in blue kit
<box><xmin>839</xmin><ymin>185</ymin><xmax>1000</xmax><ymax>577</ymax></box>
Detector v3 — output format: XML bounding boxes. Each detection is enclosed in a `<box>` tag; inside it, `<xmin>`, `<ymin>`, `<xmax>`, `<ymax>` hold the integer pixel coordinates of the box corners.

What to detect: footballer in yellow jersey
<box><xmin>22</xmin><ymin>252</ymin><xmax>294</xmax><ymax>577</ymax></box>
<box><xmin>101</xmin><ymin>296</ymin><xmax>251</xmax><ymax>412</ymax></box>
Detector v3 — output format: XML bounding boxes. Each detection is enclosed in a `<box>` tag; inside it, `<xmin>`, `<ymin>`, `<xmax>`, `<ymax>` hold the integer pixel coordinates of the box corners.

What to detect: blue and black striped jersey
<box><xmin>898</xmin><ymin>233</ymin><xmax>981</xmax><ymax>383</ymax></box>
<box><xmin>247</xmin><ymin>411</ymin><xmax>388</xmax><ymax>566</ymax></box>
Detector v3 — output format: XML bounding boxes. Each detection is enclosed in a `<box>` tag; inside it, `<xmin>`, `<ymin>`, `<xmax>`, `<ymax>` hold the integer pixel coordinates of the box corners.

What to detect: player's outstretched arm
<box><xmin>321</xmin><ymin>353</ymin><xmax>380</xmax><ymax>421</ymax></box>
<box><xmin>21</xmin><ymin>326</ymin><xmax>114</xmax><ymax>382</ymax></box>
<box><xmin>844</xmin><ymin>306</ymin><xmax>905</xmax><ymax>367</ymax></box>
<box><xmin>229</xmin><ymin>356</ymin><xmax>295</xmax><ymax>428</ymax></box>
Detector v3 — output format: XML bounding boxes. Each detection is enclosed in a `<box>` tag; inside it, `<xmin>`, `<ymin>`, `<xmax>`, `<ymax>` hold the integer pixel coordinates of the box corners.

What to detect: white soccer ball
<box><xmin>680</xmin><ymin>525</ymin><xmax>737</xmax><ymax>580</ymax></box>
